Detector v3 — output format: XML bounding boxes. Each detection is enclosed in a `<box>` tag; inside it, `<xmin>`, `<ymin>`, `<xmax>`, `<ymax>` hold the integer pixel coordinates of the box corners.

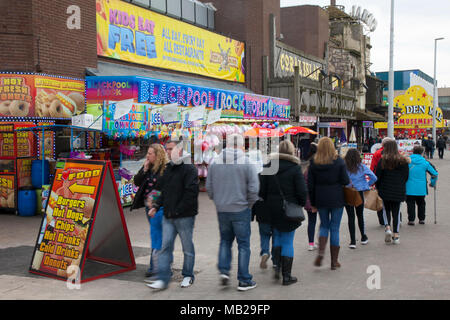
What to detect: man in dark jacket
<box><xmin>437</xmin><ymin>135</ymin><xmax>446</xmax><ymax>159</ymax></box>
<box><xmin>147</xmin><ymin>140</ymin><xmax>199</xmax><ymax>290</ymax></box>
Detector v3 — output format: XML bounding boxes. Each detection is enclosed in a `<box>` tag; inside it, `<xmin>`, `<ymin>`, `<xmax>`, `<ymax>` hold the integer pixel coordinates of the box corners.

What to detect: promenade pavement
<box><xmin>1</xmin><ymin>153</ymin><xmax>449</xmax><ymax>300</ymax></box>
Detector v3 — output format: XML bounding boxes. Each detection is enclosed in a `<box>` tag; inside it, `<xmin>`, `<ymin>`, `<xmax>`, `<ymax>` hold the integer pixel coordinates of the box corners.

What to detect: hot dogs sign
<box><xmin>0</xmin><ymin>74</ymin><xmax>85</xmax><ymax>118</ymax></box>
<box><xmin>29</xmin><ymin>160</ymin><xmax>136</xmax><ymax>283</ymax></box>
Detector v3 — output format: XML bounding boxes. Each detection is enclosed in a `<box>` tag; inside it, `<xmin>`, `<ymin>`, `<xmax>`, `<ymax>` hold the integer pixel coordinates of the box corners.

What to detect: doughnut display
<box><xmin>35</xmin><ymin>89</ymin><xmax>85</xmax><ymax>118</ymax></box>
<box><xmin>9</xmin><ymin>100</ymin><xmax>30</xmax><ymax>117</ymax></box>
<box><xmin>0</xmin><ymin>100</ymin><xmax>12</xmax><ymax>115</ymax></box>
<box><xmin>0</xmin><ymin>100</ymin><xmax>31</xmax><ymax>117</ymax></box>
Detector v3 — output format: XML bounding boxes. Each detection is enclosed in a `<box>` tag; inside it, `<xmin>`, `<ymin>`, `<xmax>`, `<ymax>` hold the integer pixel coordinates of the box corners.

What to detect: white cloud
<box><xmin>280</xmin><ymin>0</ymin><xmax>450</xmax><ymax>87</ymax></box>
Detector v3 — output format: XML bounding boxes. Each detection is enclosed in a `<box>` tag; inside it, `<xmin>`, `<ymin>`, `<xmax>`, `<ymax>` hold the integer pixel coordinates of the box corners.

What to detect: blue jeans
<box><xmin>146</xmin><ymin>207</ymin><xmax>164</xmax><ymax>273</ymax></box>
<box><xmin>318</xmin><ymin>207</ymin><xmax>344</xmax><ymax>246</ymax></box>
<box><xmin>158</xmin><ymin>216</ymin><xmax>196</xmax><ymax>285</ymax></box>
<box><xmin>273</xmin><ymin>229</ymin><xmax>296</xmax><ymax>257</ymax></box>
<box><xmin>258</xmin><ymin>222</ymin><xmax>274</xmax><ymax>261</ymax></box>
<box><xmin>217</xmin><ymin>209</ymin><xmax>252</xmax><ymax>283</ymax></box>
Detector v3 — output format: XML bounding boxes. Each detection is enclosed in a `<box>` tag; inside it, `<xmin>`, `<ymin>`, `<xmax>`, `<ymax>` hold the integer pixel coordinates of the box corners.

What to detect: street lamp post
<box><xmin>433</xmin><ymin>37</ymin><xmax>444</xmax><ymax>142</ymax></box>
<box><xmin>387</xmin><ymin>0</ymin><xmax>395</xmax><ymax>138</ymax></box>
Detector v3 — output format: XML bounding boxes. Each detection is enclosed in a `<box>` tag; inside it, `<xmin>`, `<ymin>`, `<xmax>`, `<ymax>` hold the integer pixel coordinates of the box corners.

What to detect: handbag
<box><xmin>343</xmin><ymin>186</ymin><xmax>363</xmax><ymax>207</ymax></box>
<box><xmin>364</xmin><ymin>189</ymin><xmax>383</xmax><ymax>211</ymax></box>
<box><xmin>274</xmin><ymin>174</ymin><xmax>305</xmax><ymax>222</ymax></box>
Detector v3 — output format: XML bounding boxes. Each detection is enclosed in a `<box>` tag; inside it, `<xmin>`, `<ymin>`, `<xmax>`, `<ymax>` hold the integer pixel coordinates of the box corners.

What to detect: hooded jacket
<box><xmin>257</xmin><ymin>153</ymin><xmax>307</xmax><ymax>232</ymax></box>
<box><xmin>375</xmin><ymin>158</ymin><xmax>409</xmax><ymax>202</ymax></box>
<box><xmin>153</xmin><ymin>152</ymin><xmax>199</xmax><ymax>219</ymax></box>
<box><xmin>308</xmin><ymin>157</ymin><xmax>350</xmax><ymax>208</ymax></box>
<box><xmin>406</xmin><ymin>154</ymin><xmax>438</xmax><ymax>196</ymax></box>
<box><xmin>206</xmin><ymin>148</ymin><xmax>259</xmax><ymax>213</ymax></box>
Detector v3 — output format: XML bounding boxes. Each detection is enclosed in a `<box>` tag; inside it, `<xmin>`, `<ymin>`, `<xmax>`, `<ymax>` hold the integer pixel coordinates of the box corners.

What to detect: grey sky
<box><xmin>280</xmin><ymin>0</ymin><xmax>450</xmax><ymax>88</ymax></box>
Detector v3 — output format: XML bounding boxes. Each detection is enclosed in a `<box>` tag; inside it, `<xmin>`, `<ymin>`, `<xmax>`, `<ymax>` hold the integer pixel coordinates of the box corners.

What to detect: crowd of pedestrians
<box><xmin>130</xmin><ymin>134</ymin><xmax>439</xmax><ymax>292</ymax></box>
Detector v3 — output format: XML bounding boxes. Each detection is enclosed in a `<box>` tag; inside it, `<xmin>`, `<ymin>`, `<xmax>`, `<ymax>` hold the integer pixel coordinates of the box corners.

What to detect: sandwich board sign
<box><xmin>29</xmin><ymin>160</ymin><xmax>135</xmax><ymax>283</ymax></box>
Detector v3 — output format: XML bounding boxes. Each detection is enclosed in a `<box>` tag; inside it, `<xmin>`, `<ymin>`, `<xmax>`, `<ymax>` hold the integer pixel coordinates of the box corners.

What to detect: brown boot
<box><xmin>314</xmin><ymin>236</ymin><xmax>328</xmax><ymax>267</ymax></box>
<box><xmin>330</xmin><ymin>245</ymin><xmax>341</xmax><ymax>270</ymax></box>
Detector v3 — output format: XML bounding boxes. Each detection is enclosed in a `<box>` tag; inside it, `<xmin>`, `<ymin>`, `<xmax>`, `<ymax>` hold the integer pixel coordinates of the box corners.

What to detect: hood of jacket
<box><xmin>217</xmin><ymin>148</ymin><xmax>247</xmax><ymax>163</ymax></box>
<box><xmin>409</xmin><ymin>154</ymin><xmax>427</xmax><ymax>166</ymax></box>
<box><xmin>171</xmin><ymin>151</ymin><xmax>191</xmax><ymax>165</ymax></box>
<box><xmin>269</xmin><ymin>153</ymin><xmax>300</xmax><ymax>165</ymax></box>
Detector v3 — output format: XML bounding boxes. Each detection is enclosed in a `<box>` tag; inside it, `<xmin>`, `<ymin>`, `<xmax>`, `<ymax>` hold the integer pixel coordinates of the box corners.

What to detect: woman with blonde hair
<box><xmin>131</xmin><ymin>143</ymin><xmax>169</xmax><ymax>278</ymax></box>
<box><xmin>308</xmin><ymin>137</ymin><xmax>350</xmax><ymax>270</ymax></box>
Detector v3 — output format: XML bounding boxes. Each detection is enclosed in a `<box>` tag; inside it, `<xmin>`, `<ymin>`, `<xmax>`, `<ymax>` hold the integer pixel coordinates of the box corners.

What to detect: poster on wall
<box><xmin>34</xmin><ymin>76</ymin><xmax>85</xmax><ymax>118</ymax></box>
<box><xmin>0</xmin><ymin>74</ymin><xmax>85</xmax><ymax>119</ymax></box>
<box><xmin>17</xmin><ymin>158</ymin><xmax>34</xmax><ymax>187</ymax></box>
<box><xmin>29</xmin><ymin>160</ymin><xmax>135</xmax><ymax>282</ymax></box>
<box><xmin>0</xmin><ymin>75</ymin><xmax>34</xmax><ymax>117</ymax></box>
<box><xmin>0</xmin><ymin>174</ymin><xmax>15</xmax><ymax>209</ymax></box>
<box><xmin>96</xmin><ymin>0</ymin><xmax>245</xmax><ymax>83</ymax></box>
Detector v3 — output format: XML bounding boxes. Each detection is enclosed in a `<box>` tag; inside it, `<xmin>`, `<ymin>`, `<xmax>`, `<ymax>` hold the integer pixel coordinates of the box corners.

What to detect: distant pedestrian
<box><xmin>437</xmin><ymin>135</ymin><xmax>446</xmax><ymax>159</ymax></box>
<box><xmin>147</xmin><ymin>140</ymin><xmax>199</xmax><ymax>290</ymax></box>
<box><xmin>206</xmin><ymin>134</ymin><xmax>259</xmax><ymax>291</ymax></box>
<box><xmin>406</xmin><ymin>146</ymin><xmax>438</xmax><ymax>225</ymax></box>
<box><xmin>308</xmin><ymin>137</ymin><xmax>350</xmax><ymax>270</ymax></box>
<box><xmin>375</xmin><ymin>140</ymin><xmax>409</xmax><ymax>245</ymax></box>
<box><xmin>303</xmin><ymin>143</ymin><xmax>318</xmax><ymax>251</ymax></box>
<box><xmin>131</xmin><ymin>144</ymin><xmax>168</xmax><ymax>278</ymax></box>
<box><xmin>258</xmin><ymin>140</ymin><xmax>307</xmax><ymax>285</ymax></box>
<box><xmin>344</xmin><ymin>149</ymin><xmax>377</xmax><ymax>249</ymax></box>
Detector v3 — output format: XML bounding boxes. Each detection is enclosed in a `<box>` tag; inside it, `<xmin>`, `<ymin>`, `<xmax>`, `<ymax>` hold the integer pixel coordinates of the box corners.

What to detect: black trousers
<box><xmin>382</xmin><ymin>200</ymin><xmax>401</xmax><ymax>233</ymax></box>
<box><xmin>406</xmin><ymin>195</ymin><xmax>426</xmax><ymax>222</ymax></box>
<box><xmin>345</xmin><ymin>191</ymin><xmax>366</xmax><ymax>244</ymax></box>
<box><xmin>438</xmin><ymin>148</ymin><xmax>444</xmax><ymax>159</ymax></box>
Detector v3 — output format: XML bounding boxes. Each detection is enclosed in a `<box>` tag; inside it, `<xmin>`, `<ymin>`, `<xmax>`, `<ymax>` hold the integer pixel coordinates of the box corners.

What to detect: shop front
<box><xmin>0</xmin><ymin>73</ymin><xmax>85</xmax><ymax>215</ymax></box>
<box><xmin>374</xmin><ymin>85</ymin><xmax>446</xmax><ymax>140</ymax></box>
<box><xmin>85</xmin><ymin>75</ymin><xmax>291</xmax><ymax>205</ymax></box>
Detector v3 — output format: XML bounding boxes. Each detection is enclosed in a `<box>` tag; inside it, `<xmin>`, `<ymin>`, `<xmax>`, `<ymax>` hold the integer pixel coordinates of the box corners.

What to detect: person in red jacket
<box><xmin>370</xmin><ymin>137</ymin><xmax>394</xmax><ymax>225</ymax></box>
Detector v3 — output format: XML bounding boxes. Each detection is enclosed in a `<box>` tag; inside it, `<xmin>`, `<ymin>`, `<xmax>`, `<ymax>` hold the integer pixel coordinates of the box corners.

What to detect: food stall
<box><xmin>0</xmin><ymin>73</ymin><xmax>85</xmax><ymax>215</ymax></box>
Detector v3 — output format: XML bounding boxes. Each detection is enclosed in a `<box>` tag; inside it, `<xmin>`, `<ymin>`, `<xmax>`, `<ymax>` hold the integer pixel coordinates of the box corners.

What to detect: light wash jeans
<box><xmin>217</xmin><ymin>209</ymin><xmax>253</xmax><ymax>284</ymax></box>
<box><xmin>157</xmin><ymin>216</ymin><xmax>196</xmax><ymax>285</ymax></box>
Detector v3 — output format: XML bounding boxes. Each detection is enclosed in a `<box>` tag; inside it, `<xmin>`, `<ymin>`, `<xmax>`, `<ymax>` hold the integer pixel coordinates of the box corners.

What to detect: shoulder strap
<box><xmin>273</xmin><ymin>165</ymin><xmax>298</xmax><ymax>200</ymax></box>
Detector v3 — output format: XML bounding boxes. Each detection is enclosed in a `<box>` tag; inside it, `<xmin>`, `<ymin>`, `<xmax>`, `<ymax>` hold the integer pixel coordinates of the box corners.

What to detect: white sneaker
<box><xmin>385</xmin><ymin>229</ymin><xmax>392</xmax><ymax>243</ymax></box>
<box><xmin>146</xmin><ymin>280</ymin><xmax>167</xmax><ymax>290</ymax></box>
<box><xmin>180</xmin><ymin>277</ymin><xmax>194</xmax><ymax>288</ymax></box>
<box><xmin>349</xmin><ymin>244</ymin><xmax>356</xmax><ymax>249</ymax></box>
<box><xmin>392</xmin><ymin>237</ymin><xmax>400</xmax><ymax>245</ymax></box>
<box><xmin>220</xmin><ymin>274</ymin><xmax>230</xmax><ymax>286</ymax></box>
<box><xmin>308</xmin><ymin>244</ymin><xmax>317</xmax><ymax>251</ymax></box>
<box><xmin>144</xmin><ymin>276</ymin><xmax>158</xmax><ymax>284</ymax></box>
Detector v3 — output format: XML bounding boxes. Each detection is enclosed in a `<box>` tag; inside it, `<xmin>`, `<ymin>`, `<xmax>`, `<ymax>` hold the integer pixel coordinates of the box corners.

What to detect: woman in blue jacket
<box><xmin>406</xmin><ymin>146</ymin><xmax>438</xmax><ymax>225</ymax></box>
<box><xmin>344</xmin><ymin>149</ymin><xmax>377</xmax><ymax>249</ymax></box>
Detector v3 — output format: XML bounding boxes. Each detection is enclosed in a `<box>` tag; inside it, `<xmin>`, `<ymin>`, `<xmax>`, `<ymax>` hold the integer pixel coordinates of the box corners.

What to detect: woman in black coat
<box><xmin>258</xmin><ymin>140</ymin><xmax>307</xmax><ymax>286</ymax></box>
<box><xmin>308</xmin><ymin>137</ymin><xmax>350</xmax><ymax>270</ymax></box>
<box><xmin>375</xmin><ymin>140</ymin><xmax>409</xmax><ymax>245</ymax></box>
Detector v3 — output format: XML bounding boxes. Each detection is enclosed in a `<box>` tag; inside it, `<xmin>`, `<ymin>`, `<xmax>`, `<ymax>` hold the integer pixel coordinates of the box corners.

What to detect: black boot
<box><xmin>281</xmin><ymin>256</ymin><xmax>297</xmax><ymax>286</ymax></box>
<box><xmin>272</xmin><ymin>247</ymin><xmax>281</xmax><ymax>280</ymax></box>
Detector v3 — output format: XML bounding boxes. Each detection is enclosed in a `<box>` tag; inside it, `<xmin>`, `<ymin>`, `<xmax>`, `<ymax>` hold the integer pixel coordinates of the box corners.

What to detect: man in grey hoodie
<box><xmin>206</xmin><ymin>134</ymin><xmax>259</xmax><ymax>291</ymax></box>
